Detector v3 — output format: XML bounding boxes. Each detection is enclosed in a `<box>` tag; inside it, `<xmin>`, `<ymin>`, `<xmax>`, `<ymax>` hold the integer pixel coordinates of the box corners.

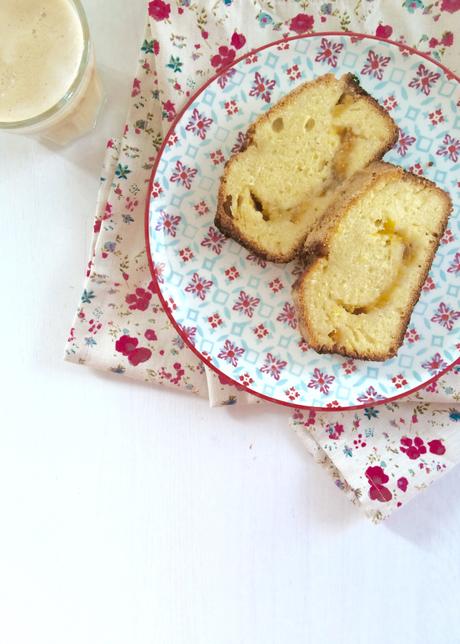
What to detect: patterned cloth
<box><xmin>66</xmin><ymin>0</ymin><xmax>460</xmax><ymax>520</ymax></box>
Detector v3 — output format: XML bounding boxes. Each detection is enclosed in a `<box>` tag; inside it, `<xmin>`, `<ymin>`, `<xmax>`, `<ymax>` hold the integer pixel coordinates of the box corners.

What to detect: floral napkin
<box><xmin>66</xmin><ymin>0</ymin><xmax>460</xmax><ymax>521</ymax></box>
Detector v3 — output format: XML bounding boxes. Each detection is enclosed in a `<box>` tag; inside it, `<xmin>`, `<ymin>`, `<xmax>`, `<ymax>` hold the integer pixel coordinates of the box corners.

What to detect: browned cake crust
<box><xmin>292</xmin><ymin>162</ymin><xmax>453</xmax><ymax>361</ymax></box>
<box><xmin>215</xmin><ymin>73</ymin><xmax>399</xmax><ymax>262</ymax></box>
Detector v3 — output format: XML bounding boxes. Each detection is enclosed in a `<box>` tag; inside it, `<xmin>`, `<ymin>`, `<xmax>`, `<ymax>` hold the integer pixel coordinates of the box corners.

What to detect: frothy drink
<box><xmin>0</xmin><ymin>0</ymin><xmax>103</xmax><ymax>143</ymax></box>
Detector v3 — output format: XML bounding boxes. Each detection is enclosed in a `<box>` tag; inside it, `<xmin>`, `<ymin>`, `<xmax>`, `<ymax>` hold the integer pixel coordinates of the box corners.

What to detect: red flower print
<box><xmin>217</xmin><ymin>68</ymin><xmax>237</xmax><ymax>90</ymax></box>
<box><xmin>231</xmin><ymin>131</ymin><xmax>247</xmax><ymax>154</ymax></box>
<box><xmin>429</xmin><ymin>108</ymin><xmax>444</xmax><ymax>126</ymax></box>
<box><xmin>408</xmin><ymin>162</ymin><xmax>423</xmax><ymax>175</ymax></box>
<box><xmin>365</xmin><ymin>466</ymin><xmax>393</xmax><ymax>503</ymax></box>
<box><xmin>210</xmin><ymin>149</ymin><xmax>225</xmax><ymax>165</ymax></box>
<box><xmin>396</xmin><ymin>130</ymin><xmax>416</xmax><ymax>156</ymax></box>
<box><xmin>128</xmin><ymin>348</ymin><xmax>152</xmax><ymax>366</ymax></box>
<box><xmin>194</xmin><ymin>200</ymin><xmax>209</xmax><ymax>216</ymax></box>
<box><xmin>441</xmin><ymin>0</ymin><xmax>460</xmax><ymax>13</ymax></box>
<box><xmin>179</xmin><ymin>247</ymin><xmax>194</xmax><ymax>262</ymax></box>
<box><xmin>162</xmin><ymin>100</ymin><xmax>176</xmax><ymax>122</ymax></box>
<box><xmin>422</xmin><ymin>352</ymin><xmax>448</xmax><ymax>375</ymax></box>
<box><xmin>422</xmin><ymin>275</ymin><xmax>436</xmax><ymax>291</ymax></box>
<box><xmin>436</xmin><ymin>134</ymin><xmax>460</xmax><ymax>162</ymax></box>
<box><xmin>249</xmin><ymin>71</ymin><xmax>276</xmax><ymax>103</ymax></box>
<box><xmin>276</xmin><ymin>302</ymin><xmax>297</xmax><ymax>329</ymax></box>
<box><xmin>208</xmin><ymin>312</ymin><xmax>223</xmax><ymax>329</ymax></box>
<box><xmin>185</xmin><ymin>108</ymin><xmax>213</xmax><ymax>140</ymax></box>
<box><xmin>383</xmin><ymin>95</ymin><xmax>398</xmax><ymax>111</ymax></box>
<box><xmin>224</xmin><ymin>100</ymin><xmax>239</xmax><ymax>116</ymax></box>
<box><xmin>397</xmin><ymin>477</ymin><xmax>408</xmax><ymax>492</ymax></box>
<box><xmin>233</xmin><ymin>290</ymin><xmax>260</xmax><ymax>318</ymax></box>
<box><xmin>246</xmin><ymin>253</ymin><xmax>267</xmax><ymax>268</ymax></box>
<box><xmin>342</xmin><ymin>359</ymin><xmax>356</xmax><ymax>374</ymax></box>
<box><xmin>230</xmin><ymin>31</ymin><xmax>246</xmax><ymax>50</ymax></box>
<box><xmin>448</xmin><ymin>252</ymin><xmax>460</xmax><ymax>275</ymax></box>
<box><xmin>353</xmin><ymin>433</ymin><xmax>367</xmax><ymax>448</ymax></box>
<box><xmin>285</xmin><ymin>386</ymin><xmax>300</xmax><ymax>401</ymax></box>
<box><xmin>325</xmin><ymin>422</ymin><xmax>344</xmax><ymax>440</ymax></box>
<box><xmin>431</xmin><ymin>302</ymin><xmax>460</xmax><ymax>331</ymax></box>
<box><xmin>289</xmin><ymin>13</ymin><xmax>314</xmax><ymax>34</ymax></box>
<box><xmin>211</xmin><ymin>46</ymin><xmax>236</xmax><ymax>72</ymax></box>
<box><xmin>201</xmin><ymin>226</ymin><xmax>227</xmax><ymax>255</ymax></box>
<box><xmin>391</xmin><ymin>373</ymin><xmax>408</xmax><ymax>389</ymax></box>
<box><xmin>170</xmin><ymin>161</ymin><xmax>197</xmax><ymax>189</ymax></box>
<box><xmin>400</xmin><ymin>436</ymin><xmax>427</xmax><ymax>460</ymax></box>
<box><xmin>239</xmin><ymin>372</ymin><xmax>254</xmax><ymax>386</ymax></box>
<box><xmin>145</xmin><ymin>329</ymin><xmax>157</xmax><ymax>341</ymax></box>
<box><xmin>269</xmin><ymin>277</ymin><xmax>284</xmax><ymax>293</ymax></box>
<box><xmin>180</xmin><ymin>325</ymin><xmax>197</xmax><ymax>346</ymax></box>
<box><xmin>361</xmin><ymin>50</ymin><xmax>391</xmax><ymax>80</ymax></box>
<box><xmin>155</xmin><ymin>211</ymin><xmax>181</xmax><ymax>237</ymax></box>
<box><xmin>315</xmin><ymin>38</ymin><xmax>344</xmax><ymax>68</ymax></box>
<box><xmin>376</xmin><ymin>24</ymin><xmax>393</xmax><ymax>38</ymax></box>
<box><xmin>428</xmin><ymin>439</ymin><xmax>446</xmax><ymax>455</ymax></box>
<box><xmin>131</xmin><ymin>78</ymin><xmax>141</xmax><ymax>97</ymax></box>
<box><xmin>286</xmin><ymin>64</ymin><xmax>302</xmax><ymax>81</ymax></box>
<box><xmin>298</xmin><ymin>338</ymin><xmax>309</xmax><ymax>352</ymax></box>
<box><xmin>405</xmin><ymin>326</ymin><xmax>420</xmax><ymax>343</ymax></box>
<box><xmin>88</xmin><ymin>319</ymin><xmax>102</xmax><ymax>335</ymax></box>
<box><xmin>218</xmin><ymin>340</ymin><xmax>245</xmax><ymax>367</ymax></box>
<box><xmin>225</xmin><ymin>266</ymin><xmax>240</xmax><ymax>281</ymax></box>
<box><xmin>253</xmin><ymin>323</ymin><xmax>269</xmax><ymax>339</ymax></box>
<box><xmin>115</xmin><ymin>335</ymin><xmax>152</xmax><ymax>366</ymax></box>
<box><xmin>166</xmin><ymin>131</ymin><xmax>178</xmax><ymax>146</ymax></box>
<box><xmin>260</xmin><ymin>353</ymin><xmax>287</xmax><ymax>381</ymax></box>
<box><xmin>409</xmin><ymin>64</ymin><xmax>441</xmax><ymax>96</ymax></box>
<box><xmin>326</xmin><ymin>400</ymin><xmax>340</xmax><ymax>409</ymax></box>
<box><xmin>441</xmin><ymin>228</ymin><xmax>455</xmax><ymax>244</ymax></box>
<box><xmin>126</xmin><ymin>287</ymin><xmax>152</xmax><ymax>312</ymax></box>
<box><xmin>357</xmin><ymin>386</ymin><xmax>384</xmax><ymax>403</ymax></box>
<box><xmin>308</xmin><ymin>368</ymin><xmax>335</xmax><ymax>395</ymax></box>
<box><xmin>185</xmin><ymin>273</ymin><xmax>213</xmax><ymax>301</ymax></box>
<box><xmin>148</xmin><ymin>0</ymin><xmax>171</xmax><ymax>21</ymax></box>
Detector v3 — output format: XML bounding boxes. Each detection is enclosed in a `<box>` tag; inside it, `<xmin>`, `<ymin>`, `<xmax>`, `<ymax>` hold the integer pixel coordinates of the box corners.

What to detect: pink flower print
<box><xmin>201</xmin><ymin>226</ymin><xmax>226</xmax><ymax>255</ymax></box>
<box><xmin>253</xmin><ymin>323</ymin><xmax>269</xmax><ymax>339</ymax></box>
<box><xmin>409</xmin><ymin>64</ymin><xmax>441</xmax><ymax>96</ymax></box>
<box><xmin>342</xmin><ymin>359</ymin><xmax>356</xmax><ymax>374</ymax></box>
<box><xmin>145</xmin><ymin>329</ymin><xmax>157</xmax><ymax>341</ymax></box>
<box><xmin>208</xmin><ymin>312</ymin><xmax>223</xmax><ymax>329</ymax></box>
<box><xmin>405</xmin><ymin>326</ymin><xmax>420</xmax><ymax>343</ymax></box>
<box><xmin>180</xmin><ymin>325</ymin><xmax>197</xmax><ymax>346</ymax></box>
<box><xmin>375</xmin><ymin>24</ymin><xmax>393</xmax><ymax>39</ymax></box>
<box><xmin>289</xmin><ymin>13</ymin><xmax>314</xmax><ymax>34</ymax></box>
<box><xmin>245</xmin><ymin>53</ymin><xmax>258</xmax><ymax>65</ymax></box>
<box><xmin>269</xmin><ymin>278</ymin><xmax>284</xmax><ymax>293</ymax></box>
<box><xmin>210</xmin><ymin>149</ymin><xmax>225</xmax><ymax>165</ymax></box>
<box><xmin>436</xmin><ymin>134</ymin><xmax>460</xmax><ymax>162</ymax></box>
<box><xmin>230</xmin><ymin>31</ymin><xmax>246</xmax><ymax>50</ymax></box>
<box><xmin>218</xmin><ymin>340</ymin><xmax>245</xmax><ymax>367</ymax></box>
<box><xmin>131</xmin><ymin>78</ymin><xmax>141</xmax><ymax>97</ymax></box>
<box><xmin>408</xmin><ymin>162</ymin><xmax>423</xmax><ymax>175</ymax></box>
<box><xmin>361</xmin><ymin>50</ymin><xmax>391</xmax><ymax>80</ymax></box>
<box><xmin>391</xmin><ymin>373</ymin><xmax>408</xmax><ymax>389</ymax></box>
<box><xmin>428</xmin><ymin>439</ymin><xmax>446</xmax><ymax>455</ymax></box>
<box><xmin>185</xmin><ymin>273</ymin><xmax>213</xmax><ymax>300</ymax></box>
<box><xmin>239</xmin><ymin>372</ymin><xmax>254</xmax><ymax>386</ymax></box>
<box><xmin>326</xmin><ymin>400</ymin><xmax>340</xmax><ymax>409</ymax></box>
<box><xmin>429</xmin><ymin>108</ymin><xmax>444</xmax><ymax>126</ymax></box>
<box><xmin>396</xmin><ymin>130</ymin><xmax>416</xmax><ymax>156</ymax></box>
<box><xmin>166</xmin><ymin>131</ymin><xmax>178</xmax><ymax>147</ymax></box>
<box><xmin>308</xmin><ymin>368</ymin><xmax>335</xmax><ymax>394</ymax></box>
<box><xmin>170</xmin><ymin>161</ymin><xmax>197</xmax><ymax>189</ymax></box>
<box><xmin>276</xmin><ymin>302</ymin><xmax>297</xmax><ymax>329</ymax></box>
<box><xmin>148</xmin><ymin>0</ymin><xmax>171</xmax><ymax>21</ymax></box>
<box><xmin>431</xmin><ymin>302</ymin><xmax>460</xmax><ymax>331</ymax></box>
<box><xmin>224</xmin><ymin>100</ymin><xmax>239</xmax><ymax>116</ymax></box>
<box><xmin>194</xmin><ymin>201</ymin><xmax>209</xmax><ymax>216</ymax></box>
<box><xmin>397</xmin><ymin>477</ymin><xmax>408</xmax><ymax>492</ymax></box>
<box><xmin>233</xmin><ymin>291</ymin><xmax>260</xmax><ymax>318</ymax></box>
<box><xmin>115</xmin><ymin>335</ymin><xmax>152</xmax><ymax>366</ymax></box>
<box><xmin>260</xmin><ymin>353</ymin><xmax>287</xmax><ymax>381</ymax></box>
<box><xmin>325</xmin><ymin>422</ymin><xmax>344</xmax><ymax>440</ymax></box>
<box><xmin>441</xmin><ymin>0</ymin><xmax>460</xmax><ymax>12</ymax></box>
<box><xmin>357</xmin><ymin>386</ymin><xmax>385</xmax><ymax>403</ymax></box>
<box><xmin>179</xmin><ymin>247</ymin><xmax>194</xmax><ymax>262</ymax></box>
<box><xmin>441</xmin><ymin>228</ymin><xmax>455</xmax><ymax>244</ymax></box>
<box><xmin>232</xmin><ymin>131</ymin><xmax>247</xmax><ymax>154</ymax></box>
<box><xmin>149</xmin><ymin>262</ymin><xmax>165</xmax><ymax>287</ymax></box>
<box><xmin>383</xmin><ymin>95</ymin><xmax>398</xmax><ymax>111</ymax></box>
<box><xmin>246</xmin><ymin>253</ymin><xmax>267</xmax><ymax>268</ymax></box>
<box><xmin>298</xmin><ymin>338</ymin><xmax>309</xmax><ymax>352</ymax></box>
<box><xmin>353</xmin><ymin>433</ymin><xmax>367</xmax><ymax>449</ymax></box>
<box><xmin>286</xmin><ymin>64</ymin><xmax>302</xmax><ymax>81</ymax></box>
<box><xmin>162</xmin><ymin>100</ymin><xmax>176</xmax><ymax>122</ymax></box>
<box><xmin>365</xmin><ymin>466</ymin><xmax>393</xmax><ymax>503</ymax></box>
<box><xmin>211</xmin><ymin>46</ymin><xmax>236</xmax><ymax>72</ymax></box>
<box><xmin>217</xmin><ymin>69</ymin><xmax>237</xmax><ymax>90</ymax></box>
<box><xmin>285</xmin><ymin>386</ymin><xmax>300</xmax><ymax>401</ymax></box>
<box><xmin>185</xmin><ymin>108</ymin><xmax>213</xmax><ymax>140</ymax></box>
<box><xmin>126</xmin><ymin>287</ymin><xmax>152</xmax><ymax>312</ymax></box>
<box><xmin>249</xmin><ymin>71</ymin><xmax>276</xmax><ymax>104</ymax></box>
<box><xmin>422</xmin><ymin>275</ymin><xmax>436</xmax><ymax>291</ymax></box>
<box><xmin>448</xmin><ymin>253</ymin><xmax>460</xmax><ymax>275</ymax></box>
<box><xmin>422</xmin><ymin>352</ymin><xmax>448</xmax><ymax>374</ymax></box>
<box><xmin>155</xmin><ymin>211</ymin><xmax>181</xmax><ymax>237</ymax></box>
<box><xmin>400</xmin><ymin>436</ymin><xmax>427</xmax><ymax>460</ymax></box>
<box><xmin>225</xmin><ymin>266</ymin><xmax>240</xmax><ymax>281</ymax></box>
<box><xmin>87</xmin><ymin>319</ymin><xmax>102</xmax><ymax>335</ymax></box>
<box><xmin>314</xmin><ymin>38</ymin><xmax>344</xmax><ymax>68</ymax></box>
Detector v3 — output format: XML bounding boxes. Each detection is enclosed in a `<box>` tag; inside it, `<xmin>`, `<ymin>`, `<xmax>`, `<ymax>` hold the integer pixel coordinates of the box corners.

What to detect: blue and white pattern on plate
<box><xmin>148</xmin><ymin>34</ymin><xmax>460</xmax><ymax>409</ymax></box>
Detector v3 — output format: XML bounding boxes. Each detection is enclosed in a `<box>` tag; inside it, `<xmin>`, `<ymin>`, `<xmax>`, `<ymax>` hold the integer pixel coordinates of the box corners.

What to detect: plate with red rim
<box><xmin>145</xmin><ymin>32</ymin><xmax>460</xmax><ymax>411</ymax></box>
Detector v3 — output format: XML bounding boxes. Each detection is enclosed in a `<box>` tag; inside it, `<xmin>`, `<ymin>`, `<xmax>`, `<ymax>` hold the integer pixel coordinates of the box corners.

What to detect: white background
<box><xmin>1</xmin><ymin>1</ymin><xmax>460</xmax><ymax>643</ymax></box>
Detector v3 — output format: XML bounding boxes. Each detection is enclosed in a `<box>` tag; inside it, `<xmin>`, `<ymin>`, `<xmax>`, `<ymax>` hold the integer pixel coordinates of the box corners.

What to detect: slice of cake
<box><xmin>292</xmin><ymin>162</ymin><xmax>452</xmax><ymax>361</ymax></box>
<box><xmin>215</xmin><ymin>72</ymin><xmax>398</xmax><ymax>262</ymax></box>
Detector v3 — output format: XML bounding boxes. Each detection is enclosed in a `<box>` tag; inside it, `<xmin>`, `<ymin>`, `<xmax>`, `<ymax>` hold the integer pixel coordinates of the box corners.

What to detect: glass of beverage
<box><xmin>0</xmin><ymin>0</ymin><xmax>104</xmax><ymax>145</ymax></box>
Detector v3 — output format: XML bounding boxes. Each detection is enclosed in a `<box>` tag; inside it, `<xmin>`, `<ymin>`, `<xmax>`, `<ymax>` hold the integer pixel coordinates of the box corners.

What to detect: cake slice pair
<box><xmin>215</xmin><ymin>73</ymin><xmax>452</xmax><ymax>360</ymax></box>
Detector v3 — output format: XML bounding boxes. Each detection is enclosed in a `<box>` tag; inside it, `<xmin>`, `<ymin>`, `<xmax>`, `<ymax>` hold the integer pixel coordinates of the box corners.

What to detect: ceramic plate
<box><xmin>146</xmin><ymin>32</ymin><xmax>460</xmax><ymax>410</ymax></box>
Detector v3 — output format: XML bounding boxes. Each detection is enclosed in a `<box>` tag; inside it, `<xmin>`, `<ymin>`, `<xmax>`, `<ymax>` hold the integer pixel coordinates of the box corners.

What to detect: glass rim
<box><xmin>0</xmin><ymin>0</ymin><xmax>91</xmax><ymax>130</ymax></box>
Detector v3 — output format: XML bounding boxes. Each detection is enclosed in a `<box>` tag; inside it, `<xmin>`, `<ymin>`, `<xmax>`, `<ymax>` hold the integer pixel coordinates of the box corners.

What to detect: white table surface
<box><xmin>1</xmin><ymin>2</ymin><xmax>460</xmax><ymax>643</ymax></box>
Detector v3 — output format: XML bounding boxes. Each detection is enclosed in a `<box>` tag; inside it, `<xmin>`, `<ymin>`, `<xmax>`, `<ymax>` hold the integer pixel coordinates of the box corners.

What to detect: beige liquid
<box><xmin>0</xmin><ymin>0</ymin><xmax>84</xmax><ymax>122</ymax></box>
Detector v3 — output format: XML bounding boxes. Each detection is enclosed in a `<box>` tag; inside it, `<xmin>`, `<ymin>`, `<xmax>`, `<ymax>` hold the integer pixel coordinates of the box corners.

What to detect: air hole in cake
<box><xmin>304</xmin><ymin>117</ymin><xmax>315</xmax><ymax>131</ymax></box>
<box><xmin>237</xmin><ymin>195</ymin><xmax>243</xmax><ymax>208</ymax></box>
<box><xmin>272</xmin><ymin>117</ymin><xmax>284</xmax><ymax>132</ymax></box>
<box><xmin>249</xmin><ymin>191</ymin><xmax>269</xmax><ymax>221</ymax></box>
<box><xmin>328</xmin><ymin>329</ymin><xmax>340</xmax><ymax>342</ymax></box>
